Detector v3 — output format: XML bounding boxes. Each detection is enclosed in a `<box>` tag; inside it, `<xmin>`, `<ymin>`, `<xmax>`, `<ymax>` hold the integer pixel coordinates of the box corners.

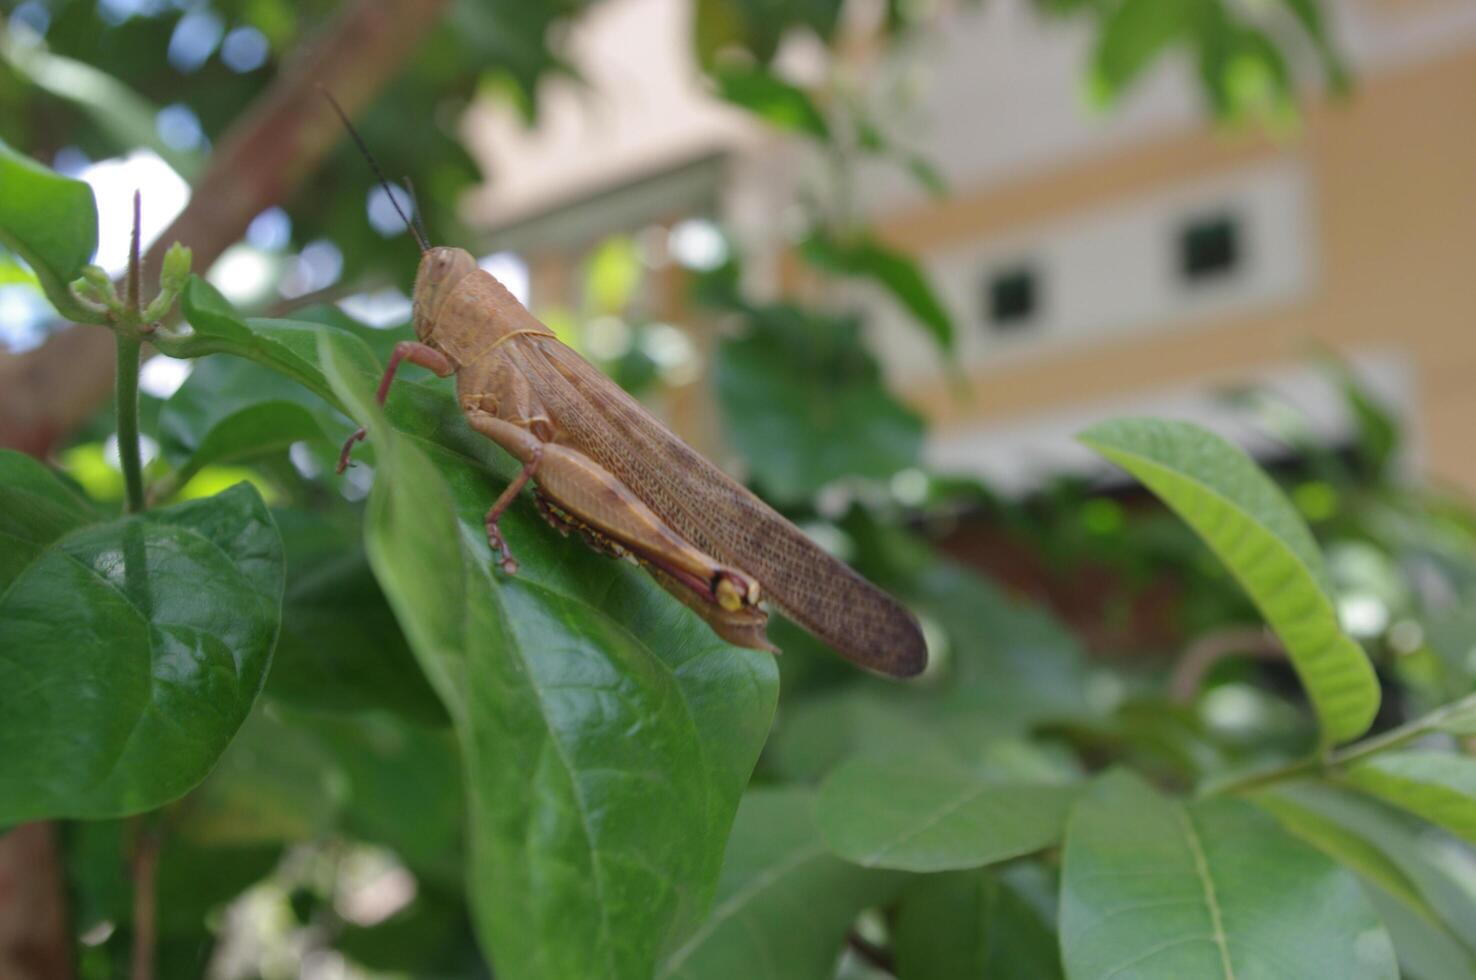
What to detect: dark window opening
<box><xmin>1179</xmin><ymin>213</ymin><xmax>1241</xmax><ymax>282</ymax></box>
<box><xmin>986</xmin><ymin>265</ymin><xmax>1038</xmax><ymax>330</ymax></box>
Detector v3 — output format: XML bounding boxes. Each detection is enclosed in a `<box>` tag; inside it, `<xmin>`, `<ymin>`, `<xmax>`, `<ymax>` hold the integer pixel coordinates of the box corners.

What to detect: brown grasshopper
<box><xmin>327</xmin><ymin>99</ymin><xmax>926</xmax><ymax>677</ymax></box>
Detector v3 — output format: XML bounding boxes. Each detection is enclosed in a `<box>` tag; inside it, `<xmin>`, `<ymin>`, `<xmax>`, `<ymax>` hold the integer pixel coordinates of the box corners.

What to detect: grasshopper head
<box><xmin>412</xmin><ymin>247</ymin><xmax>478</xmax><ymax>342</ymax></box>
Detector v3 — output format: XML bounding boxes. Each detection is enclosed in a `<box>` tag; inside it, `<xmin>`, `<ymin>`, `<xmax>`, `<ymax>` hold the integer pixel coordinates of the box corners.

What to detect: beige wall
<box><xmin>879</xmin><ymin>42</ymin><xmax>1476</xmax><ymax>494</ymax></box>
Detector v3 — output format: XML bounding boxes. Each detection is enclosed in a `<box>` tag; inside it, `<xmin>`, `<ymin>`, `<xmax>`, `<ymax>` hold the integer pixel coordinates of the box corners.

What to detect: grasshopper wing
<box><xmin>516</xmin><ymin>337</ymin><xmax>927</xmax><ymax>678</ymax></box>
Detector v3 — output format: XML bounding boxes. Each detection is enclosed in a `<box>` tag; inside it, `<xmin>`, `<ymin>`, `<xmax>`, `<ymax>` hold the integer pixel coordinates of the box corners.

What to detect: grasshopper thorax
<box><xmin>411</xmin><ymin>246</ymin><xmax>478</xmax><ymax>343</ymax></box>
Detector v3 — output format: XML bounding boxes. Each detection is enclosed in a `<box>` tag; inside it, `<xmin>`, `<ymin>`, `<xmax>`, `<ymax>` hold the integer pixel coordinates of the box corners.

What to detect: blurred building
<box><xmin>460</xmin><ymin>0</ymin><xmax>1476</xmax><ymax>496</ymax></box>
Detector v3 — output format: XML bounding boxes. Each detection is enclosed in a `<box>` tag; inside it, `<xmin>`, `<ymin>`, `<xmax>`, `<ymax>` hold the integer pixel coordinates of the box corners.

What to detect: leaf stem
<box><xmin>1206</xmin><ymin>690</ymin><xmax>1476</xmax><ymax>797</ymax></box>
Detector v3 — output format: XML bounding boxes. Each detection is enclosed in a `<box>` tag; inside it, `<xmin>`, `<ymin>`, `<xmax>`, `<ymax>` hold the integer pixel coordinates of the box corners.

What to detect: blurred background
<box><xmin>5</xmin><ymin>0</ymin><xmax>1476</xmax><ymax>977</ymax></box>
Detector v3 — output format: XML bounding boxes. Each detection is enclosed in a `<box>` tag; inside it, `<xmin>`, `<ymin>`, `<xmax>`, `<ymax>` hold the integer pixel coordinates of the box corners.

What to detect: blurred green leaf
<box><xmin>1081</xmin><ymin>418</ymin><xmax>1380</xmax><ymax>745</ymax></box>
<box><xmin>659</xmin><ymin>788</ymin><xmax>900</xmax><ymax>979</ymax></box>
<box><xmin>801</xmin><ymin>233</ymin><xmax>954</xmax><ymax>351</ymax></box>
<box><xmin>817</xmin><ymin>757</ymin><xmax>1076</xmax><ymax>871</ymax></box>
<box><xmin>304</xmin><ymin>711</ymin><xmax>463</xmax><ymax>881</ymax></box>
<box><xmin>1088</xmin><ymin>0</ymin><xmax>1193</xmax><ymax>106</ymax></box>
<box><xmin>1</xmin><ymin>36</ymin><xmax>202</xmax><ymax>180</ymax></box>
<box><xmin>1255</xmin><ymin>789</ymin><xmax>1430</xmax><ymax>914</ymax></box>
<box><xmin>585</xmin><ymin>235</ymin><xmax>643</xmax><ymax>314</ymax></box>
<box><xmin>712</xmin><ymin>64</ymin><xmax>829</xmax><ymax>139</ymax></box>
<box><xmin>1257</xmin><ymin>783</ymin><xmax>1476</xmax><ymax>978</ymax></box>
<box><xmin>717</xmin><ymin>306</ymin><xmax>922</xmax><ymax>501</ymax></box>
<box><xmin>1344</xmin><ymin>752</ymin><xmax>1476</xmax><ymax>845</ymax></box>
<box><xmin>1061</xmin><ymin>771</ymin><xmax>1397</xmax><ymax>980</ymax></box>
<box><xmin>65</xmin><ymin>819</ymin><xmax>280</xmax><ymax>943</ymax></box>
<box><xmin>0</xmin><ymin>454</ymin><xmax>282</xmax><ymax>821</ymax></box>
<box><xmin>156</xmin><ymin>356</ymin><xmax>333</xmax><ymax>492</ymax></box>
<box><xmin>267</xmin><ymin>510</ymin><xmax>446</xmax><ymax>726</ymax></box>
<box><xmin>0</xmin><ymin>136</ymin><xmax>99</xmax><ymax>322</ymax></box>
<box><xmin>894</xmin><ymin>869</ymin><xmax>1063</xmax><ymax>980</ymax></box>
<box><xmin>338</xmin><ymin>881</ymin><xmax>481</xmax><ymax>975</ymax></box>
<box><xmin>320</xmin><ymin>333</ymin><xmax>779</xmax><ymax>979</ymax></box>
<box><xmin>766</xmin><ymin>689</ymin><xmax>957</xmax><ymax>783</ymax></box>
<box><xmin>174</xmin><ymin>701</ymin><xmax>341</xmax><ymax>847</ymax></box>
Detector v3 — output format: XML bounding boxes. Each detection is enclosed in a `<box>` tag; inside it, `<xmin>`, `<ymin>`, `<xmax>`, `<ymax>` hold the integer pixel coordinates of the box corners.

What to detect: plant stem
<box><xmin>130</xmin><ymin>818</ymin><xmax>162</xmax><ymax>980</ymax></box>
<box><xmin>116</xmin><ymin>191</ymin><xmax>147</xmax><ymax>514</ymax></box>
<box><xmin>115</xmin><ymin>332</ymin><xmax>146</xmax><ymax>514</ymax></box>
<box><xmin>1207</xmin><ymin>690</ymin><xmax>1476</xmax><ymax>797</ymax></box>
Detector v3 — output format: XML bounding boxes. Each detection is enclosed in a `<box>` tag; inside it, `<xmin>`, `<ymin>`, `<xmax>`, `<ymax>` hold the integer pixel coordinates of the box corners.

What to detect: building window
<box><xmin>1179</xmin><ymin>213</ymin><xmax>1241</xmax><ymax>282</ymax></box>
<box><xmin>986</xmin><ymin>264</ymin><xmax>1038</xmax><ymax>330</ymax></box>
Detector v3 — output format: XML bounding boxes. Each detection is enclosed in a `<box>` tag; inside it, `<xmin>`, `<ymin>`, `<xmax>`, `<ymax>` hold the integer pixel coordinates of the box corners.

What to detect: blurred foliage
<box><xmin>9</xmin><ymin>1</ymin><xmax>1476</xmax><ymax>979</ymax></box>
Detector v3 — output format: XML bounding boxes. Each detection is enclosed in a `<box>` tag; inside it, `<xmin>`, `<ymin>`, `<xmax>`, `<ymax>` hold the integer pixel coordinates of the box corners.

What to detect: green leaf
<box><xmin>894</xmin><ymin>869</ymin><xmax>1063</xmax><ymax>980</ymax></box>
<box><xmin>1343</xmin><ymin>752</ymin><xmax>1476</xmax><ymax>844</ymax></box>
<box><xmin>319</xmin><ymin>335</ymin><xmax>779</xmax><ymax>980</ymax></box>
<box><xmin>1080</xmin><ymin>418</ymin><xmax>1379</xmax><ymax>745</ymax></box>
<box><xmin>0</xmin><ymin>136</ymin><xmax>99</xmax><ymax>322</ymax></box>
<box><xmin>1060</xmin><ymin>771</ymin><xmax>1397</xmax><ymax>980</ymax></box>
<box><xmin>711</xmin><ymin>64</ymin><xmax>829</xmax><ymax>139</ymax></box>
<box><xmin>658</xmin><ymin>788</ymin><xmax>900</xmax><ymax>979</ymax></box>
<box><xmin>267</xmin><ymin>510</ymin><xmax>446</xmax><ymax>726</ymax></box>
<box><xmin>0</xmin><ymin>452</ymin><xmax>283</xmax><ymax>821</ymax></box>
<box><xmin>801</xmin><ymin>234</ymin><xmax>954</xmax><ymax>351</ymax></box>
<box><xmin>817</xmin><ymin>757</ymin><xmax>1076</xmax><ymax>871</ymax></box>
<box><xmin>169</xmin><ymin>278</ymin><xmax>384</xmax><ymax>407</ymax></box>
<box><xmin>717</xmin><ymin>305</ymin><xmax>923</xmax><ymax>501</ymax></box>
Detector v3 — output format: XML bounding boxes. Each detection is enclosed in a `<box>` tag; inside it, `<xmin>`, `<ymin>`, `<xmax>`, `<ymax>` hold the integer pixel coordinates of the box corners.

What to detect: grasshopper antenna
<box><xmin>319</xmin><ymin>86</ymin><xmax>430</xmax><ymax>253</ymax></box>
<box><xmin>402</xmin><ymin>175</ymin><xmax>430</xmax><ymax>250</ymax></box>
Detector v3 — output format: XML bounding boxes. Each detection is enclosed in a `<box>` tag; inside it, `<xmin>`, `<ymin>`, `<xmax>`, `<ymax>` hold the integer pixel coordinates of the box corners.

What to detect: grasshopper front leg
<box><xmin>464</xmin><ymin>409</ymin><xmax>762</xmax><ymax>614</ymax></box>
<box><xmin>337</xmin><ymin>341</ymin><xmax>456</xmax><ymax>473</ymax></box>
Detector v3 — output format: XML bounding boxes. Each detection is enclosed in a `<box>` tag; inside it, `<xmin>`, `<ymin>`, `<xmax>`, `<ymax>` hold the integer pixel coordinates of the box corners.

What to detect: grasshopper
<box><xmin>327</xmin><ymin>98</ymin><xmax>926</xmax><ymax>677</ymax></box>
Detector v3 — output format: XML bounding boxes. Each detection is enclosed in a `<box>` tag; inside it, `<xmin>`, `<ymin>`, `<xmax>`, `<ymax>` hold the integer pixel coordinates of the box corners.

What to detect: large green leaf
<box><xmin>319</xmin><ymin>335</ymin><xmax>779</xmax><ymax>979</ymax></box>
<box><xmin>658</xmin><ymin>788</ymin><xmax>900</xmax><ymax>979</ymax></box>
<box><xmin>1343</xmin><ymin>752</ymin><xmax>1476</xmax><ymax>844</ymax></box>
<box><xmin>1060</xmin><ymin>772</ymin><xmax>1396</xmax><ymax>980</ymax></box>
<box><xmin>0</xmin><ymin>452</ymin><xmax>283</xmax><ymax>821</ymax></box>
<box><xmin>817</xmin><ymin>757</ymin><xmax>1076</xmax><ymax>871</ymax></box>
<box><xmin>717</xmin><ymin>305</ymin><xmax>923</xmax><ymax>502</ymax></box>
<box><xmin>0</xmin><ymin>136</ymin><xmax>99</xmax><ymax>322</ymax></box>
<box><xmin>167</xmin><ymin>278</ymin><xmax>382</xmax><ymax>406</ymax></box>
<box><xmin>1080</xmin><ymin>418</ymin><xmax>1379</xmax><ymax>745</ymax></box>
<box><xmin>893</xmin><ymin>869</ymin><xmax>1063</xmax><ymax>980</ymax></box>
<box><xmin>800</xmin><ymin>234</ymin><xmax>954</xmax><ymax>351</ymax></box>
